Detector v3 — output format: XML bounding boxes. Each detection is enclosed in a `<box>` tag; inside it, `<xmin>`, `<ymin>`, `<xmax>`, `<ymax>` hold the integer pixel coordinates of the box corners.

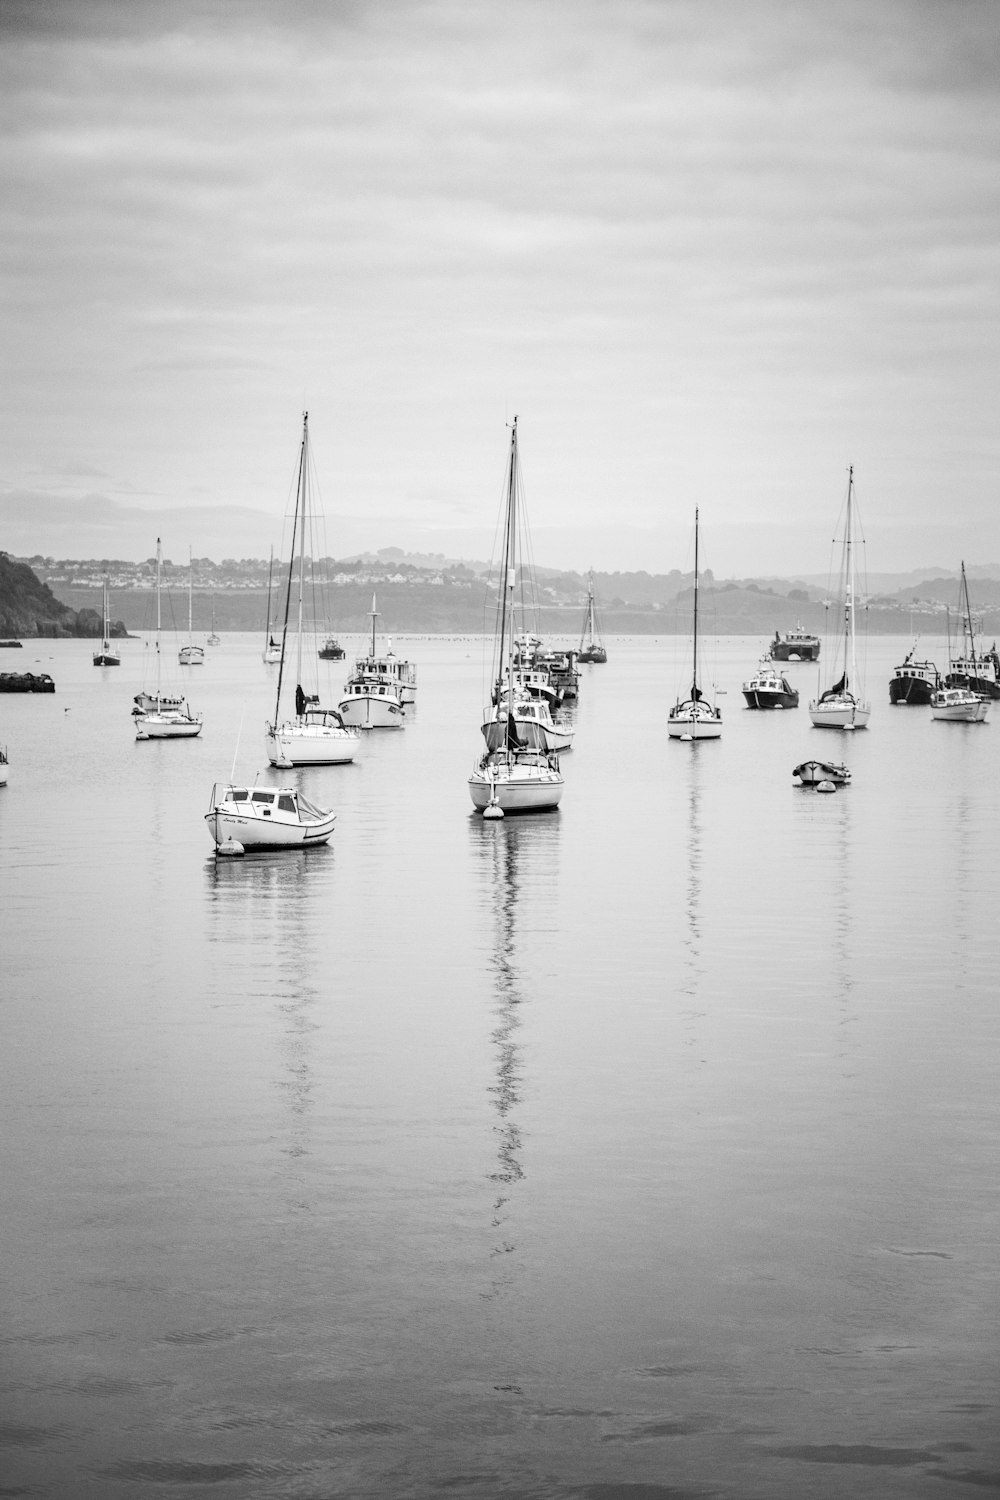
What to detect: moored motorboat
<box><xmin>793</xmin><ymin>760</ymin><xmax>851</xmax><ymax>786</ymax></box>
<box><xmin>205</xmin><ymin>781</ymin><xmax>336</xmax><ymax>850</ymax></box>
<box><xmin>318</xmin><ymin>636</ymin><xmax>345</xmax><ymax>660</ymax></box>
<box><xmin>483</xmin><ymin>692</ymin><xmax>575</xmax><ymax>753</ymax></box>
<box><xmin>808</xmin><ymin>467</ymin><xmax>871</xmax><ymax>730</ymax></box>
<box><xmin>742</xmin><ymin>662</ymin><xmax>799</xmax><ymax>709</ymax></box>
<box><xmin>889</xmin><ymin>645</ymin><xmax>939</xmax><ymax>704</ymax></box>
<box><xmin>337</xmin><ymin>679</ymin><xmax>405</xmax><ymax>729</ymax></box>
<box><xmin>668</xmin><ymin>509</ymin><xmax>722</xmax><ymax>740</ymax></box>
<box><xmin>769</xmin><ymin>623</ymin><xmax>820</xmax><ymax>661</ymax></box>
<box><xmin>930</xmin><ymin>686</ymin><xmax>989</xmax><ymax>723</ymax></box>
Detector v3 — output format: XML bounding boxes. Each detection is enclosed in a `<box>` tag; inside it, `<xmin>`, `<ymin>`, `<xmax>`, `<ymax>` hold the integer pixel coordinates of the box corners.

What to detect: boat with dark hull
<box><xmin>793</xmin><ymin>759</ymin><xmax>851</xmax><ymax>786</ymax></box>
<box><xmin>769</xmin><ymin>623</ymin><xmax>820</xmax><ymax>662</ymax></box>
<box><xmin>578</xmin><ymin>574</ymin><xmax>607</xmax><ymax>664</ymax></box>
<box><xmin>889</xmin><ymin>646</ymin><xmax>940</xmax><ymax>704</ymax></box>
<box><xmin>742</xmin><ymin>662</ymin><xmax>799</xmax><ymax>710</ymax></box>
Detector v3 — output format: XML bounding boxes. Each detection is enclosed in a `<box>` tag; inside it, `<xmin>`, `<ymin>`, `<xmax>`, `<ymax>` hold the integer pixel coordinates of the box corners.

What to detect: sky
<box><xmin>1</xmin><ymin>0</ymin><xmax>998</xmax><ymax>576</ymax></box>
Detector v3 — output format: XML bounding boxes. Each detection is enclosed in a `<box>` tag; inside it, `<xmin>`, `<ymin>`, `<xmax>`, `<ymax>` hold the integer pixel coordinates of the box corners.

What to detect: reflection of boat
<box><xmin>178</xmin><ymin>548</ymin><xmax>205</xmax><ymax>666</ymax></box>
<box><xmin>793</xmin><ymin>759</ymin><xmax>851</xmax><ymax>786</ymax></box>
<box><xmin>768</xmin><ymin>623</ymin><xmax>820</xmax><ymax>661</ymax></box>
<box><xmin>134</xmin><ymin>539</ymin><xmax>202</xmax><ymax>739</ymax></box>
<box><xmin>469</xmin><ymin>417</ymin><xmax>564</xmax><ymax>816</ymax></box>
<box><xmin>889</xmin><ymin>644</ymin><xmax>939</xmax><ymax>704</ymax></box>
<box><xmin>205</xmin><ymin>781</ymin><xmax>337</xmax><ymax>850</ymax></box>
<box><xmin>809</xmin><ymin>467</ymin><xmax>870</xmax><ymax>730</ymax></box>
<box><xmin>930</xmin><ymin>686</ymin><xmax>989</xmax><ymax>723</ymax></box>
<box><xmin>668</xmin><ymin>509</ymin><xmax>722</xmax><ymax>740</ymax></box>
<box><xmin>945</xmin><ymin>562</ymin><xmax>1000</xmax><ymax>700</ymax></box>
<box><xmin>263</xmin><ymin>547</ymin><xmax>282</xmax><ymax>663</ymax></box>
<box><xmin>577</xmin><ymin>572</ymin><xmax>607</xmax><ymax>663</ymax></box>
<box><xmin>266</xmin><ymin>415</ymin><xmax>359</xmax><ymax>766</ymax></box>
<box><xmin>92</xmin><ymin>575</ymin><xmax>121</xmax><ymax>666</ymax></box>
<box><xmin>742</xmin><ymin>661</ymin><xmax>798</xmax><ymax>709</ymax></box>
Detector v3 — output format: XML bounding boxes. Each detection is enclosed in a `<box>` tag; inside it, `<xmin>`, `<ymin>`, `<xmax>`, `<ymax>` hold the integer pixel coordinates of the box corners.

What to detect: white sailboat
<box><xmin>469</xmin><ymin>416</ymin><xmax>565</xmax><ymax>816</ymax></box>
<box><xmin>207</xmin><ymin>600</ymin><xmax>221</xmax><ymax>647</ymax></box>
<box><xmin>134</xmin><ymin>540</ymin><xmax>203</xmax><ymax>739</ymax></box>
<box><xmin>667</xmin><ymin>509</ymin><xmax>722</xmax><ymax>740</ymax></box>
<box><xmin>178</xmin><ymin>548</ymin><xmax>205</xmax><ymax>666</ymax></box>
<box><xmin>338</xmin><ymin>595</ymin><xmax>406</xmax><ymax>728</ymax></box>
<box><xmin>809</xmin><ymin>467</ymin><xmax>871</xmax><ymax>730</ymax></box>
<box><xmin>92</xmin><ymin>574</ymin><xmax>121</xmax><ymax>666</ymax></box>
<box><xmin>265</xmin><ymin>414</ymin><xmax>359</xmax><ymax>767</ymax></box>
<box><xmin>262</xmin><ymin>547</ymin><xmax>282</xmax><ymax>663</ymax></box>
<box><xmin>943</xmin><ymin>561</ymin><xmax>1000</xmax><ymax>700</ymax></box>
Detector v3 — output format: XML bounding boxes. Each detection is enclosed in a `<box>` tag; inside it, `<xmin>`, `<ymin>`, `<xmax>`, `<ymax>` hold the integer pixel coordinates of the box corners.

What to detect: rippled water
<box><xmin>2</xmin><ymin>633</ymin><xmax>998</xmax><ymax>1498</ymax></box>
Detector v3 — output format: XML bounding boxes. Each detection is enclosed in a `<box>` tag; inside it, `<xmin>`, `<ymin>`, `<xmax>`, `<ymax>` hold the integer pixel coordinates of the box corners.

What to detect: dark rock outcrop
<box><xmin>0</xmin><ymin>551</ymin><xmax>128</xmax><ymax>639</ymax></box>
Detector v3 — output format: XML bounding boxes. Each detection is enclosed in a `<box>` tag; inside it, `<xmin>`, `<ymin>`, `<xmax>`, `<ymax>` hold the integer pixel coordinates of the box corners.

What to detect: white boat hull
<box><xmin>667</xmin><ymin>701</ymin><xmax>722</xmax><ymax>739</ymax></box>
<box><xmin>930</xmin><ymin>689</ymin><xmax>988</xmax><ymax>722</ymax></box>
<box><xmin>338</xmin><ymin>691</ymin><xmax>404</xmax><ymax>728</ymax></box>
<box><xmin>808</xmin><ymin>696</ymin><xmax>871</xmax><ymax>729</ymax></box>
<box><xmin>178</xmin><ymin>646</ymin><xmax>205</xmax><ymax>665</ymax></box>
<box><xmin>468</xmin><ymin>756</ymin><xmax>564</xmax><ymax>813</ymax></box>
<box><xmin>136</xmin><ymin>711</ymin><xmax>202</xmax><ymax>739</ymax></box>
<box><xmin>205</xmin><ymin>786</ymin><xmax>336</xmax><ymax>849</ymax></box>
<box><xmin>266</xmin><ymin>719</ymin><xmax>359</xmax><ymax>765</ymax></box>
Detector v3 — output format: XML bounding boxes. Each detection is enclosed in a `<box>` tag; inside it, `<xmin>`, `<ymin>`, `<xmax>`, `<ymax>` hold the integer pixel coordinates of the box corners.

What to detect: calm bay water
<box><xmin>1</xmin><ymin>632</ymin><xmax>998</xmax><ymax>1498</ymax></box>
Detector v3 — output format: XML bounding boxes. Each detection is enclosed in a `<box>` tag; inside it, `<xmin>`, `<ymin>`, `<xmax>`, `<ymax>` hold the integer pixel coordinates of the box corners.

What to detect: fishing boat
<box><xmin>338</xmin><ymin>596</ymin><xmax>406</xmax><ymax>728</ymax></box>
<box><xmin>944</xmin><ymin>562</ymin><xmax>1000</xmax><ymax>700</ymax></box>
<box><xmin>205</xmin><ymin>781</ymin><xmax>336</xmax><ymax>851</ymax></box>
<box><xmin>768</xmin><ymin>623</ymin><xmax>820</xmax><ymax>662</ymax></box>
<box><xmin>469</xmin><ymin>417</ymin><xmax>565</xmax><ymax>816</ymax></box>
<box><xmin>930</xmin><ymin>686</ymin><xmax>989</xmax><ymax>723</ymax></box>
<box><xmin>667</xmin><ymin>509</ymin><xmax>722</xmax><ymax>740</ymax></box>
<box><xmin>577</xmin><ymin>573</ymin><xmax>607</xmax><ymax>663</ymax></box>
<box><xmin>92</xmin><ymin>576</ymin><xmax>121</xmax><ymax>666</ymax></box>
<box><xmin>742</xmin><ymin>661</ymin><xmax>799</xmax><ymax>709</ymax></box>
<box><xmin>808</xmin><ymin>467</ymin><xmax>871</xmax><ymax>730</ymax></box>
<box><xmin>178</xmin><ymin>549</ymin><xmax>205</xmax><ymax>666</ymax></box>
<box><xmin>265</xmin><ymin>415</ymin><xmax>360</xmax><ymax>766</ymax></box>
<box><xmin>889</xmin><ymin>644</ymin><xmax>939</xmax><ymax>704</ymax></box>
<box><xmin>318</xmin><ymin>635</ymin><xmax>345</xmax><ymax>660</ymax></box>
<box><xmin>483</xmin><ymin>692</ymin><xmax>575</xmax><ymax>753</ymax></box>
<box><xmin>134</xmin><ymin>540</ymin><xmax>202</xmax><ymax>739</ymax></box>
<box><xmin>262</xmin><ymin>547</ymin><xmax>282</xmax><ymax>663</ymax></box>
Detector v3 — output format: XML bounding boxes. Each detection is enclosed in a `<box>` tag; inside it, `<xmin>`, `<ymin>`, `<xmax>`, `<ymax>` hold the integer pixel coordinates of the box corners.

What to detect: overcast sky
<box><xmin>1</xmin><ymin>0</ymin><xmax>998</xmax><ymax>574</ymax></box>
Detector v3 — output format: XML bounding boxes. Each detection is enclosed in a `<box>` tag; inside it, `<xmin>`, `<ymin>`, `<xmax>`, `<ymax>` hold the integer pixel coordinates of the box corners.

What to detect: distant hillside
<box><xmin>0</xmin><ymin>552</ymin><xmax>128</xmax><ymax>638</ymax></box>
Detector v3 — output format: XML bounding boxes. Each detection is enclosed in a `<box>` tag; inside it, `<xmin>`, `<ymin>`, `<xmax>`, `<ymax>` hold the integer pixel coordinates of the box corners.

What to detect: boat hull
<box><xmin>266</xmin><ymin>719</ymin><xmax>358</xmax><ymax>765</ymax></box>
<box><xmin>930</xmin><ymin>689</ymin><xmax>989</xmax><ymax>722</ymax></box>
<box><xmin>742</xmin><ymin>690</ymin><xmax>798</xmax><ymax>709</ymax></box>
<box><xmin>135</xmin><ymin>712</ymin><xmax>202</xmax><ymax>739</ymax></box>
<box><xmin>889</xmin><ymin>670</ymin><xmax>937</xmax><ymax>704</ymax></box>
<box><xmin>667</xmin><ymin>701</ymin><xmax>722</xmax><ymax>739</ymax></box>
<box><xmin>338</xmin><ymin>692</ymin><xmax>404</xmax><ymax>728</ymax></box>
<box><xmin>794</xmin><ymin>760</ymin><xmax>851</xmax><ymax>785</ymax></box>
<box><xmin>205</xmin><ymin>808</ymin><xmax>336</xmax><ymax>848</ymax></box>
<box><xmin>178</xmin><ymin>646</ymin><xmax>205</xmax><ymax>666</ymax></box>
<box><xmin>808</xmin><ymin>695</ymin><xmax>871</xmax><ymax>729</ymax></box>
<box><xmin>93</xmin><ymin>650</ymin><xmax>121</xmax><ymax>667</ymax></box>
<box><xmin>468</xmin><ymin>763</ymin><xmax>564</xmax><ymax>814</ymax></box>
<box><xmin>945</xmin><ymin>670</ymin><xmax>1000</xmax><ymax>700</ymax></box>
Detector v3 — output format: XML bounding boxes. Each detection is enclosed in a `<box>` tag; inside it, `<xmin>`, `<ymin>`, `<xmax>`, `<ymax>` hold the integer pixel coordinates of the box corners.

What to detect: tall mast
<box><xmin>155</xmin><ymin>537</ymin><xmax>162</xmax><ymax>701</ymax></box>
<box><xmin>845</xmin><ymin>465</ymin><xmax>855</xmax><ymax>690</ymax></box>
<box><xmin>274</xmin><ymin>413</ymin><xmax>308</xmax><ymax>720</ymax></box>
<box><xmin>188</xmin><ymin>546</ymin><xmax>193</xmax><ymax>642</ymax></box>
<box><xmin>961</xmin><ymin>561</ymin><xmax>977</xmax><ymax>667</ymax></box>
<box><xmin>264</xmin><ymin>546</ymin><xmax>273</xmax><ymax>648</ymax></box>
<box><xmin>692</xmin><ymin>508</ymin><xmax>699</xmax><ymax>697</ymax></box>
<box><xmin>295</xmin><ymin>416</ymin><xmax>308</xmax><ymax>692</ymax></box>
<box><xmin>498</xmin><ymin>417</ymin><xmax>518</xmax><ymax>731</ymax></box>
<box><xmin>370</xmin><ymin>593</ymin><xmax>378</xmax><ymax>657</ymax></box>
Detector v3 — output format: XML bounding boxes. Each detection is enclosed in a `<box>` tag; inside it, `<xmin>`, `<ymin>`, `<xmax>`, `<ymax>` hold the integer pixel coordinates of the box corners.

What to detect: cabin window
<box><xmin>251</xmin><ymin>791</ymin><xmax>274</xmax><ymax>803</ymax></box>
<box><xmin>278</xmin><ymin>795</ymin><xmax>296</xmax><ymax>813</ymax></box>
<box><xmin>230</xmin><ymin>789</ymin><xmax>248</xmax><ymax>801</ymax></box>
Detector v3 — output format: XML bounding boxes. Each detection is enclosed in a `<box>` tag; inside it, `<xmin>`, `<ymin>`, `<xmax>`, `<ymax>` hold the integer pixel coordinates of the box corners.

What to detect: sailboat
<box><xmin>262</xmin><ymin>547</ymin><xmax>282</xmax><ymax>663</ymax></box>
<box><xmin>265</xmin><ymin>414</ymin><xmax>359</xmax><ymax>767</ymax></box>
<box><xmin>207</xmin><ymin>599</ymin><xmax>221</xmax><ymax>647</ymax></box>
<box><xmin>92</xmin><ymin>575</ymin><xmax>121</xmax><ymax>666</ymax></box>
<box><xmin>943</xmin><ymin>561</ymin><xmax>1000</xmax><ymax>700</ymax></box>
<box><xmin>134</xmin><ymin>540</ymin><xmax>203</xmax><ymax>739</ymax></box>
<box><xmin>178</xmin><ymin>549</ymin><xmax>205</xmax><ymax>665</ymax></box>
<box><xmin>338</xmin><ymin>594</ymin><xmax>407</xmax><ymax>728</ymax></box>
<box><xmin>577</xmin><ymin>571</ymin><xmax>607</xmax><ymax>663</ymax></box>
<box><xmin>667</xmin><ymin>509</ymin><xmax>722</xmax><ymax>740</ymax></box>
<box><xmin>469</xmin><ymin>416</ymin><xmax>565</xmax><ymax>816</ymax></box>
<box><xmin>808</xmin><ymin>467</ymin><xmax>871</xmax><ymax>730</ymax></box>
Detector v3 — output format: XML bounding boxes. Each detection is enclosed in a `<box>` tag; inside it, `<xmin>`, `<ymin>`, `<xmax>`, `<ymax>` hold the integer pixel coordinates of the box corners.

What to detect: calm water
<box><xmin>2</xmin><ymin>633</ymin><xmax>998</xmax><ymax>1499</ymax></box>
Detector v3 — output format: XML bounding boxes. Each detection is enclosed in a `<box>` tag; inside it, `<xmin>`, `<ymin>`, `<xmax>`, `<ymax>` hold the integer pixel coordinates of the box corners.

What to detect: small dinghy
<box><xmin>793</xmin><ymin>760</ymin><xmax>851</xmax><ymax>787</ymax></box>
